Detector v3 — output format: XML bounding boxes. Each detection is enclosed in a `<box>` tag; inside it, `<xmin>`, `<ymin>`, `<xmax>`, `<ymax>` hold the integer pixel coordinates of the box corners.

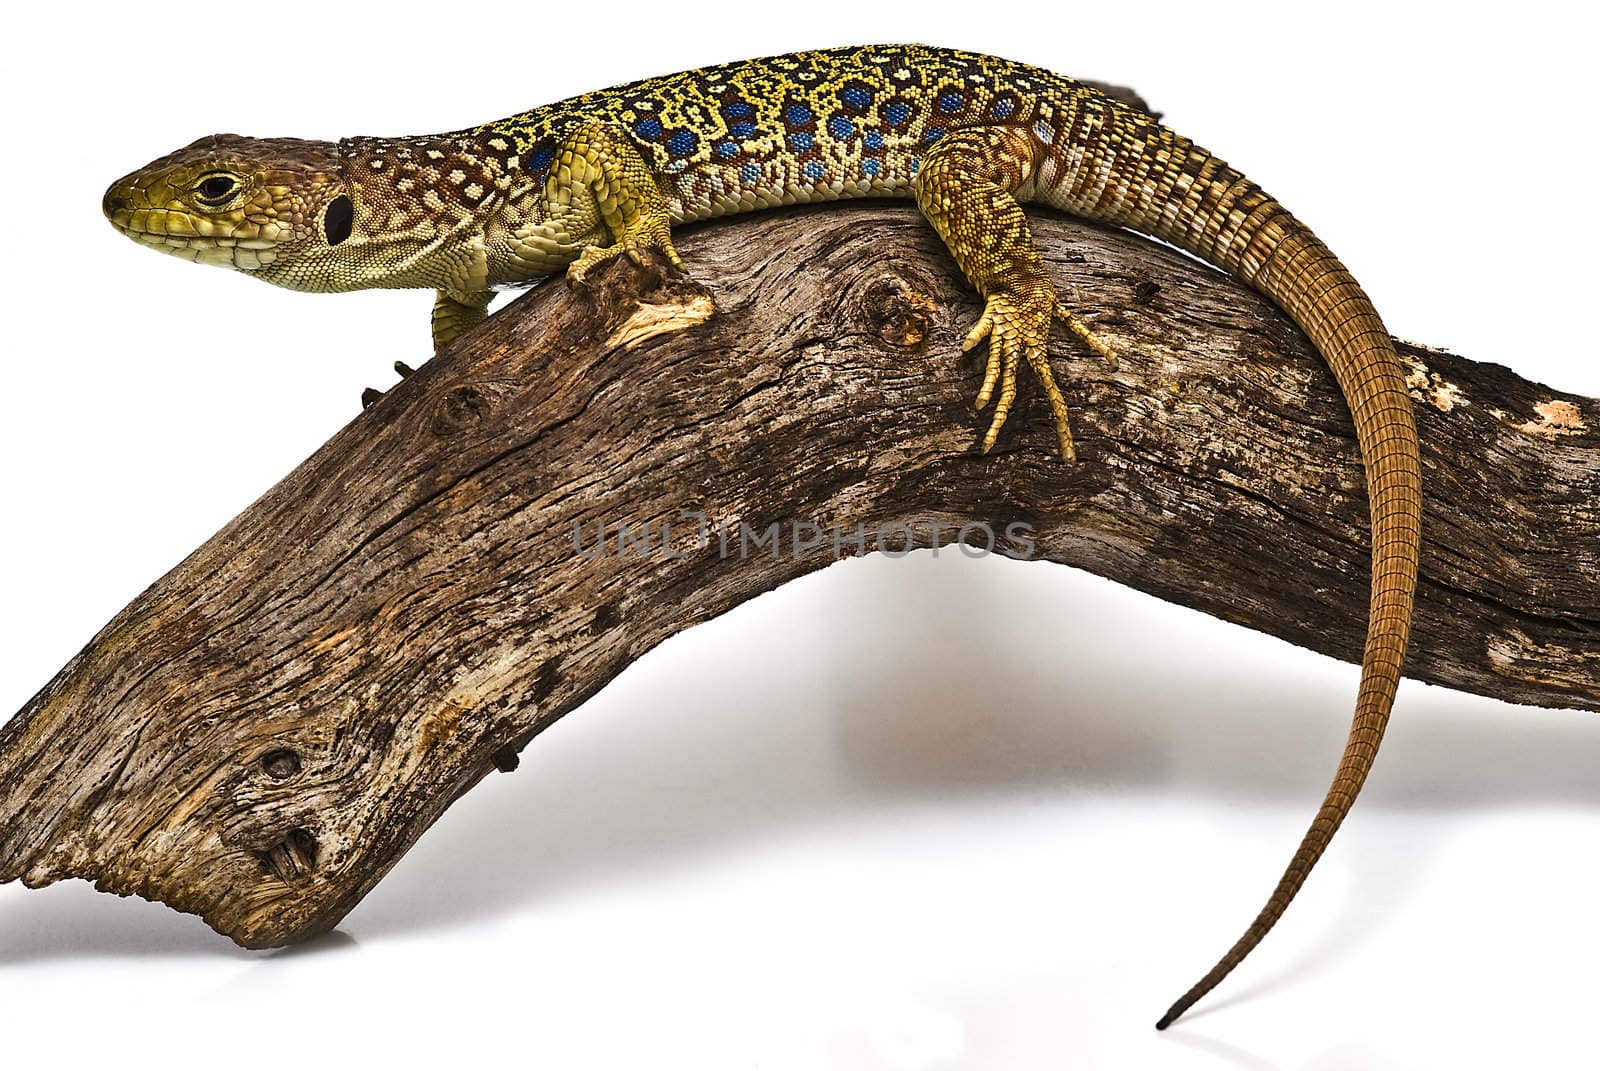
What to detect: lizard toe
<box><xmin>967</xmin><ymin>293</ymin><xmax>1074</xmax><ymax>458</ymax></box>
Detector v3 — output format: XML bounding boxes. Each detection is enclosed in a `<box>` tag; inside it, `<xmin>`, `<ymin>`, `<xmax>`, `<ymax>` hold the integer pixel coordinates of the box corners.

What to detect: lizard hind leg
<box><xmin>541</xmin><ymin>120</ymin><xmax>687</xmax><ymax>284</ymax></box>
<box><xmin>914</xmin><ymin>124</ymin><xmax>1083</xmax><ymax>459</ymax></box>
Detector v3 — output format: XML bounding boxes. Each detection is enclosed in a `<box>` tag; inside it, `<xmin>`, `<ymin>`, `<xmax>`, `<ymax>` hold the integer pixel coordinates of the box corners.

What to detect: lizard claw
<box><xmin>566</xmin><ymin>242</ymin><xmax>622</xmax><ymax>284</ymax></box>
<box><xmin>1056</xmin><ymin>306</ymin><xmax>1120</xmax><ymax>371</ymax></box>
<box><xmin>624</xmin><ymin>238</ymin><xmax>687</xmax><ymax>273</ymax></box>
<box><xmin>361</xmin><ymin>360</ymin><xmax>423</xmax><ymax>411</ymax></box>
<box><xmin>567</xmin><ymin>226</ymin><xmax>686</xmax><ymax>285</ymax></box>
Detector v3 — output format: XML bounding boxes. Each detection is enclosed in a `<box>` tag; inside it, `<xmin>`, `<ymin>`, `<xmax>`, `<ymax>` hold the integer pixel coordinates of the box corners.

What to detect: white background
<box><xmin>2</xmin><ymin>5</ymin><xmax>1596</xmax><ymax>1069</ymax></box>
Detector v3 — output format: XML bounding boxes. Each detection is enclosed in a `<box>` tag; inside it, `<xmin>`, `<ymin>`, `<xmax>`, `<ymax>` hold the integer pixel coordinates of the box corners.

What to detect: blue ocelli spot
<box><xmin>864</xmin><ymin>130</ymin><xmax>884</xmax><ymax>150</ymax></box>
<box><xmin>666</xmin><ymin>130</ymin><xmax>697</xmax><ymax>156</ymax></box>
<box><xmin>1034</xmin><ymin>121</ymin><xmax>1054</xmax><ymax>144</ymax></box>
<box><xmin>741</xmin><ymin>162</ymin><xmax>762</xmax><ymax>184</ymax></box>
<box><xmin>827</xmin><ymin>116</ymin><xmax>854</xmax><ymax>139</ymax></box>
<box><xmin>785</xmin><ymin>104</ymin><xmax>813</xmax><ymax>127</ymax></box>
<box><xmin>788</xmin><ymin>132</ymin><xmax>814</xmax><ymax>152</ymax></box>
<box><xmin>991</xmin><ymin>96</ymin><xmax>1016</xmax><ymax>119</ymax></box>
<box><xmin>938</xmin><ymin>93</ymin><xmax>963</xmax><ymax>112</ymax></box>
<box><xmin>884</xmin><ymin>101</ymin><xmax>911</xmax><ymax>127</ymax></box>
<box><xmin>716</xmin><ymin>141</ymin><xmax>739</xmax><ymax>159</ymax></box>
<box><xmin>909</xmin><ymin>157</ymin><xmax>920</xmax><ymax>176</ymax></box>
<box><xmin>860</xmin><ymin>157</ymin><xmax>881</xmax><ymax>176</ymax></box>
<box><xmin>729</xmin><ymin>121</ymin><xmax>755</xmax><ymax>138</ymax></box>
<box><xmin>924</xmin><ymin>127</ymin><xmax>945</xmax><ymax>143</ymax></box>
<box><xmin>634</xmin><ymin>117</ymin><xmax>663</xmax><ymax>140</ymax></box>
<box><xmin>527</xmin><ymin>147</ymin><xmax>554</xmax><ymax>171</ymax></box>
<box><xmin>804</xmin><ymin>160</ymin><xmax>825</xmax><ymax>180</ymax></box>
<box><xmin>722</xmin><ymin>101</ymin><xmax>753</xmax><ymax>119</ymax></box>
<box><xmin>841</xmin><ymin>86</ymin><xmax>872</xmax><ymax>110</ymax></box>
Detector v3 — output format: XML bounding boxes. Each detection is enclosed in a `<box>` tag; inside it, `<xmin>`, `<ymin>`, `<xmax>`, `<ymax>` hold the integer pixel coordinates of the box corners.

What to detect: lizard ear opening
<box><xmin>323</xmin><ymin>195</ymin><xmax>354</xmax><ymax>246</ymax></box>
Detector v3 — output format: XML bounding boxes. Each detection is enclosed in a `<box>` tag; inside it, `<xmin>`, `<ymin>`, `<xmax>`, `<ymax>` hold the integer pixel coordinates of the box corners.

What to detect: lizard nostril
<box><xmin>102</xmin><ymin>192</ymin><xmax>128</xmax><ymax>217</ymax></box>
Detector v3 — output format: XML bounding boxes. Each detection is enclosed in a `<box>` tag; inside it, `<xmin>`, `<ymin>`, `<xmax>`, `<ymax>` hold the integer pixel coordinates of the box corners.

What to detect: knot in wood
<box><xmin>431</xmin><ymin>385</ymin><xmax>490</xmax><ymax>436</ymax></box>
<box><xmin>857</xmin><ymin>271</ymin><xmax>936</xmax><ymax>349</ymax></box>
<box><xmin>260</xmin><ymin>749</ymin><xmax>302</xmax><ymax>781</ymax></box>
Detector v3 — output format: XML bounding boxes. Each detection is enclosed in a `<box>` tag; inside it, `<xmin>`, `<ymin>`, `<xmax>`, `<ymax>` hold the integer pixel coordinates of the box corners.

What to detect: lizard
<box><xmin>100</xmin><ymin>44</ymin><xmax>1423</xmax><ymax>1028</ymax></box>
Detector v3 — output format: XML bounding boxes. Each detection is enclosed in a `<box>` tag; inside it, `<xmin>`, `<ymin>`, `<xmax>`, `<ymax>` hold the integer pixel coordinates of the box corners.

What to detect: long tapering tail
<box><xmin>1044</xmin><ymin>96</ymin><xmax>1423</xmax><ymax>1027</ymax></box>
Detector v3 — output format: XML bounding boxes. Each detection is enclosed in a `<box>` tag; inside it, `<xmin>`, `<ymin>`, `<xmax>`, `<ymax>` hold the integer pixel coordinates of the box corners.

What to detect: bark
<box><xmin>1</xmin><ymin>201</ymin><xmax>1595</xmax><ymax>948</ymax></box>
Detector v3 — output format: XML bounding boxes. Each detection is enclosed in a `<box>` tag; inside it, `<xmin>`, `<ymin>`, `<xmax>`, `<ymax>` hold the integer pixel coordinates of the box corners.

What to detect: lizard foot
<box><xmin>964</xmin><ymin>291</ymin><xmax>1076</xmax><ymax>460</ymax></box>
<box><xmin>566</xmin><ymin>225</ymin><xmax>686</xmax><ymax>286</ymax></box>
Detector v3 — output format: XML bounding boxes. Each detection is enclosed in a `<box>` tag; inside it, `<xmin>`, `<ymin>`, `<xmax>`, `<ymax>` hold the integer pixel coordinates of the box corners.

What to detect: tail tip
<box><xmin>1155</xmin><ymin>997</ymin><xmax>1192</xmax><ymax>1031</ymax></box>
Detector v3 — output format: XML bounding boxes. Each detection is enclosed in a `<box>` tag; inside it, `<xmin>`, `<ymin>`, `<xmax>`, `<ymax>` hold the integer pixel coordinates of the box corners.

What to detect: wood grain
<box><xmin>1</xmin><ymin>203</ymin><xmax>1594</xmax><ymax>947</ymax></box>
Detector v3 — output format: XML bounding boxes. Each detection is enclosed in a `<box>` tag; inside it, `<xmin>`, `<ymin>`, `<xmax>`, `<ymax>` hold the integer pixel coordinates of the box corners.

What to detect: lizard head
<box><xmin>102</xmin><ymin>134</ymin><xmax>358</xmax><ymax>290</ymax></box>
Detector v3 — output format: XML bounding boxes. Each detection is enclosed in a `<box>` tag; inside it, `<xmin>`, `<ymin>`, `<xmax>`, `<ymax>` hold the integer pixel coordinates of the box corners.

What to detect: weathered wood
<box><xmin>1</xmin><ymin>203</ymin><xmax>1595</xmax><ymax>947</ymax></box>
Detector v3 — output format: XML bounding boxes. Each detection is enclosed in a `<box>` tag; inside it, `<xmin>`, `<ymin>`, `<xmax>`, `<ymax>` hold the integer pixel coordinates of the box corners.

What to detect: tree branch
<box><xmin>1</xmin><ymin>202</ymin><xmax>1595</xmax><ymax>947</ymax></box>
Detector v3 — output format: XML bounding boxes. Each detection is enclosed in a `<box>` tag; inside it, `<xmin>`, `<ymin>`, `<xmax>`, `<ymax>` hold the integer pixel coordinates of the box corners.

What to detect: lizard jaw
<box><xmin>104</xmin><ymin>204</ymin><xmax>285</xmax><ymax>271</ymax></box>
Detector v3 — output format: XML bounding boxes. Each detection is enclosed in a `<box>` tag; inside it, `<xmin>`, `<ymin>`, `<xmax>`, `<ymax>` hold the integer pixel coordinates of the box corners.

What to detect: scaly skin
<box><xmin>102</xmin><ymin>44</ymin><xmax>1423</xmax><ymax>1027</ymax></box>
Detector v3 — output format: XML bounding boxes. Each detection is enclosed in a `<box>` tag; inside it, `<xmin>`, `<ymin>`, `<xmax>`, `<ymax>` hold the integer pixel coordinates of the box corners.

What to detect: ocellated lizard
<box><xmin>101</xmin><ymin>44</ymin><xmax>1423</xmax><ymax>1028</ymax></box>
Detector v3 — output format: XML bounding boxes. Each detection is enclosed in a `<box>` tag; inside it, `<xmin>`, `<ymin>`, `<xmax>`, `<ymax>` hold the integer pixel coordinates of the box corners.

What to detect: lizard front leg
<box><xmin>533</xmin><ymin>120</ymin><xmax>686</xmax><ymax>284</ymax></box>
<box><xmin>432</xmin><ymin>288</ymin><xmax>492</xmax><ymax>351</ymax></box>
<box><xmin>913</xmin><ymin>125</ymin><xmax>1116</xmax><ymax>459</ymax></box>
<box><xmin>366</xmin><ymin>291</ymin><xmax>486</xmax><ymax>406</ymax></box>
<box><xmin>365</xmin><ymin>291</ymin><xmax>489</xmax><ymax>408</ymax></box>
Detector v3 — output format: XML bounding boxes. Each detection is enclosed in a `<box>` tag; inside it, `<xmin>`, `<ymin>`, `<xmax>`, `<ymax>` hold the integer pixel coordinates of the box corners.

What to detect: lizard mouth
<box><xmin>108</xmin><ymin>208</ymin><xmax>281</xmax><ymax>269</ymax></box>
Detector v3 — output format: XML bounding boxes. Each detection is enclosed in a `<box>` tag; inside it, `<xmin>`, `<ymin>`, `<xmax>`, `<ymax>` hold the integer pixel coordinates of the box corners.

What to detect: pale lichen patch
<box><xmin>1402</xmin><ymin>356</ymin><xmax>1469</xmax><ymax>412</ymax></box>
<box><xmin>1428</xmin><ymin>378</ymin><xmax>1468</xmax><ymax>412</ymax></box>
<box><xmin>1508</xmin><ymin>400</ymin><xmax>1587</xmax><ymax>440</ymax></box>
<box><xmin>1402</xmin><ymin>356</ymin><xmax>1429</xmax><ymax>394</ymax></box>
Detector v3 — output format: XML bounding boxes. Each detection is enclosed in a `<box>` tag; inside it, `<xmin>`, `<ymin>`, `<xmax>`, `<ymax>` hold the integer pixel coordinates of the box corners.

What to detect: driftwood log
<box><xmin>1</xmin><ymin>201</ymin><xmax>1596</xmax><ymax>948</ymax></box>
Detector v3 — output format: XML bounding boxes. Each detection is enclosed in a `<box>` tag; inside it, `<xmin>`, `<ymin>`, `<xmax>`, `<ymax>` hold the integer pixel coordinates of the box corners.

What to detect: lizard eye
<box><xmin>195</xmin><ymin>174</ymin><xmax>239</xmax><ymax>205</ymax></box>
